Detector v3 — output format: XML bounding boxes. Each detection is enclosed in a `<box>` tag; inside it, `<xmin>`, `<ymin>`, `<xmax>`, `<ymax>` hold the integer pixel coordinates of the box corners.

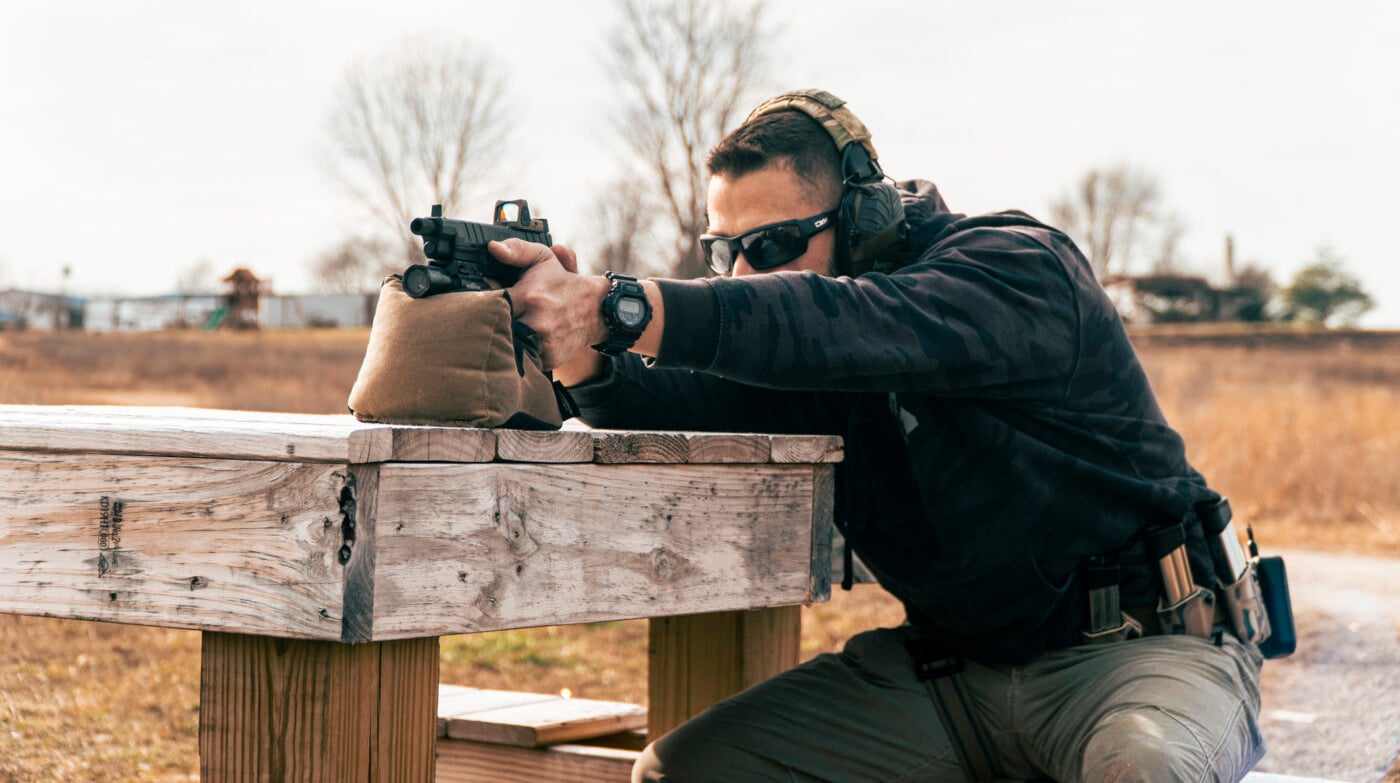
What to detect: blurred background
<box><xmin>1</xmin><ymin>0</ymin><xmax>1395</xmax><ymax>328</ymax></box>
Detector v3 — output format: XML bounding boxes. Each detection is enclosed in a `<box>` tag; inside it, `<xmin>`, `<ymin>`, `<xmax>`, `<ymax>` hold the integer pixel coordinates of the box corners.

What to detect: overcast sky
<box><xmin>2</xmin><ymin>0</ymin><xmax>1396</xmax><ymax>325</ymax></box>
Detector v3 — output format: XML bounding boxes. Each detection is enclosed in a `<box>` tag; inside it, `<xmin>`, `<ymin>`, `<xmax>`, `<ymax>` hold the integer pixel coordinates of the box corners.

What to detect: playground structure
<box><xmin>215</xmin><ymin>267</ymin><xmax>263</xmax><ymax>330</ymax></box>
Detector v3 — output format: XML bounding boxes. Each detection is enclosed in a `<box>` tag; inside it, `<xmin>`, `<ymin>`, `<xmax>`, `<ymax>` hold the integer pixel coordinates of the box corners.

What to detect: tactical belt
<box><xmin>905</xmin><ymin>501</ymin><xmax>1283</xmax><ymax>781</ymax></box>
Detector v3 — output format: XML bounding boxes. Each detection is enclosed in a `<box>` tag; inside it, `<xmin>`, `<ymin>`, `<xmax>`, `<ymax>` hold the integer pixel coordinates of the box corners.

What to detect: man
<box><xmin>488</xmin><ymin>90</ymin><xmax>1266</xmax><ymax>782</ymax></box>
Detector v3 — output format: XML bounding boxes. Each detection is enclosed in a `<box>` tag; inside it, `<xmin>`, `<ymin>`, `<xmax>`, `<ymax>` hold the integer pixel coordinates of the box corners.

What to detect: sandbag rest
<box><xmin>348</xmin><ymin>277</ymin><xmax>575</xmax><ymax>430</ymax></box>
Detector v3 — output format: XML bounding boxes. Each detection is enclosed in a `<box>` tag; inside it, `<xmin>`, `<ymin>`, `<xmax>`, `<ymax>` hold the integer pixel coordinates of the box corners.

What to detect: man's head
<box><xmin>703</xmin><ymin>110</ymin><xmax>843</xmax><ymax>277</ymax></box>
<box><xmin>702</xmin><ymin>90</ymin><xmax>905</xmax><ymax>278</ymax></box>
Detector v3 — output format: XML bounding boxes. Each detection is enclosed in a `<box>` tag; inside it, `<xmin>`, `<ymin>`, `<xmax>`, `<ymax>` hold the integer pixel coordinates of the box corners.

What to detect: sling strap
<box><xmin>905</xmin><ymin>630</ymin><xmax>1001</xmax><ymax>781</ymax></box>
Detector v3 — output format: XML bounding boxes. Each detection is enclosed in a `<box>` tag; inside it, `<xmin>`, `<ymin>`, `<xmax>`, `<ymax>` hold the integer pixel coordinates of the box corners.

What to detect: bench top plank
<box><xmin>0</xmin><ymin>405</ymin><xmax>842</xmax><ymax>466</ymax></box>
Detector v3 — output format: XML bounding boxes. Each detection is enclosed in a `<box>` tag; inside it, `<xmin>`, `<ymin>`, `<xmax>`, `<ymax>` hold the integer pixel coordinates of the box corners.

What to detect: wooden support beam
<box><xmin>646</xmin><ymin>605</ymin><xmax>803</xmax><ymax>740</ymax></box>
<box><xmin>199</xmin><ymin>633</ymin><xmax>439</xmax><ymax>782</ymax></box>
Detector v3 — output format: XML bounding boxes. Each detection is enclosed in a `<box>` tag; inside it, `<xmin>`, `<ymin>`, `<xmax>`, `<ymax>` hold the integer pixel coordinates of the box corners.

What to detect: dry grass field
<box><xmin>1</xmin><ymin>326</ymin><xmax>1397</xmax><ymax>781</ymax></box>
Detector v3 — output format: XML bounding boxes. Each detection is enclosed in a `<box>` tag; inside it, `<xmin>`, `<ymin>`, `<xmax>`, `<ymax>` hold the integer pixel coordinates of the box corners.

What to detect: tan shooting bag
<box><xmin>347</xmin><ymin>277</ymin><xmax>571</xmax><ymax>429</ymax></box>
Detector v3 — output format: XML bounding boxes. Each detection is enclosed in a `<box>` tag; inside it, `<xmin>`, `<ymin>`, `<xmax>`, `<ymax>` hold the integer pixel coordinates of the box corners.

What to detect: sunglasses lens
<box><xmin>701</xmin><ymin>236</ymin><xmax>733</xmax><ymax>274</ymax></box>
<box><xmin>741</xmin><ymin>224</ymin><xmax>806</xmax><ymax>269</ymax></box>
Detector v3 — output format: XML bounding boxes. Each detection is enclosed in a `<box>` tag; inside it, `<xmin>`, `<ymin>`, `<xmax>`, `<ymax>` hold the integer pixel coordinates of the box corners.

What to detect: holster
<box><xmin>347</xmin><ymin>277</ymin><xmax>570</xmax><ymax>430</ymax></box>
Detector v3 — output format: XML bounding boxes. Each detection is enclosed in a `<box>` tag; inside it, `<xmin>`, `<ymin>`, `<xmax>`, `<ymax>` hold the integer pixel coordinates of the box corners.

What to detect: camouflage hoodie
<box><xmin>569</xmin><ymin>180</ymin><xmax>1221</xmax><ymax>664</ymax></box>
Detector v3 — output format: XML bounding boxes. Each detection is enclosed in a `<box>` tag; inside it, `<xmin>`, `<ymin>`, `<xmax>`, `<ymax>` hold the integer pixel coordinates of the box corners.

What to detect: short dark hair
<box><xmin>706</xmin><ymin>110</ymin><xmax>842</xmax><ymax>209</ymax></box>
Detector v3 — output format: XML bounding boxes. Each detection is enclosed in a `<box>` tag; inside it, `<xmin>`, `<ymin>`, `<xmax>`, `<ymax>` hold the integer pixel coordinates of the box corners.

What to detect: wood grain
<box><xmin>435</xmin><ymin>739</ymin><xmax>636</xmax><ymax>783</ymax></box>
<box><xmin>0</xmin><ymin>404</ymin><xmax>371</xmax><ymax>463</ymax></box>
<box><xmin>496</xmin><ymin>429</ymin><xmax>594</xmax><ymax>463</ymax></box>
<box><xmin>366</xmin><ymin>462</ymin><xmax>827</xmax><ymax>639</ymax></box>
<box><xmin>0</xmin><ymin>452</ymin><xmax>347</xmax><ymax>638</ymax></box>
<box><xmin>199</xmin><ymin>633</ymin><xmax>439</xmax><ymax>782</ymax></box>
<box><xmin>678</xmin><ymin>432</ymin><xmax>770</xmax><ymax>464</ymax></box>
<box><xmin>0</xmin><ymin>406</ymin><xmax>843</xmax><ymax>466</ymax></box>
<box><xmin>646</xmin><ymin>606</ymin><xmax>802</xmax><ymax>739</ymax></box>
<box><xmin>590</xmin><ymin>431</ymin><xmax>773</xmax><ymax>464</ymax></box>
<box><xmin>1</xmin><ymin>407</ymin><xmax>839</xmax><ymax>640</ymax></box>
<box><xmin>809</xmin><ymin>465</ymin><xmax>836</xmax><ymax>601</ymax></box>
<box><xmin>436</xmin><ymin>685</ymin><xmax>645</xmax><ymax>747</ymax></box>
<box><xmin>376</xmin><ymin>427</ymin><xmax>497</xmax><ymax>463</ymax></box>
<box><xmin>770</xmin><ymin>433</ymin><xmax>844</xmax><ymax>464</ymax></box>
<box><xmin>590</xmin><ymin>431</ymin><xmax>690</xmax><ymax>464</ymax></box>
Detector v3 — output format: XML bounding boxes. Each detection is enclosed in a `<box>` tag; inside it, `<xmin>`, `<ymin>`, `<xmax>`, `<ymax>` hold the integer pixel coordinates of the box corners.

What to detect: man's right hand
<box><xmin>487</xmin><ymin>238</ymin><xmax>610</xmax><ymax>383</ymax></box>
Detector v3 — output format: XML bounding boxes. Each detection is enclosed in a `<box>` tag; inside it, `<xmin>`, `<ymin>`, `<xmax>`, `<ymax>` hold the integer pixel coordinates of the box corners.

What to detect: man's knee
<box><xmin>1081</xmin><ymin>713</ymin><xmax>1203</xmax><ymax>783</ymax></box>
<box><xmin>631</xmin><ymin>734</ymin><xmax>729</xmax><ymax>783</ymax></box>
<box><xmin>632</xmin><ymin>741</ymin><xmax>665</xmax><ymax>783</ymax></box>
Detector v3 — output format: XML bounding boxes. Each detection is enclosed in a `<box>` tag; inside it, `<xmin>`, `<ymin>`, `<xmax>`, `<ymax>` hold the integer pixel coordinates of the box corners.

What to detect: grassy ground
<box><xmin>1</xmin><ymin>326</ymin><xmax>1396</xmax><ymax>781</ymax></box>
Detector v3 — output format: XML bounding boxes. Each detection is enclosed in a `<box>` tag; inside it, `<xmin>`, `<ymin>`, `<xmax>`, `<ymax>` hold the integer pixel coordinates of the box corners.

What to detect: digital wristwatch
<box><xmin>592</xmin><ymin>272</ymin><xmax>653</xmax><ymax>356</ymax></box>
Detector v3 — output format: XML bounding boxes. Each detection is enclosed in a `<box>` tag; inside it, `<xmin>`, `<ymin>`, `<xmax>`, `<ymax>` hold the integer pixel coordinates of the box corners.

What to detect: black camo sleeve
<box><xmin>567</xmin><ymin>353</ymin><xmax>849</xmax><ymax>434</ymax></box>
<box><xmin>654</xmin><ymin>223</ymin><xmax>1082</xmax><ymax>399</ymax></box>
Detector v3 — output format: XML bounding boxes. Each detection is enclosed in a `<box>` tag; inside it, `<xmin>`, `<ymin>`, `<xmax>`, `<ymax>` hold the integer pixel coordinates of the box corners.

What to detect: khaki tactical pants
<box><xmin>635</xmin><ymin>626</ymin><xmax>1265</xmax><ymax>782</ymax></box>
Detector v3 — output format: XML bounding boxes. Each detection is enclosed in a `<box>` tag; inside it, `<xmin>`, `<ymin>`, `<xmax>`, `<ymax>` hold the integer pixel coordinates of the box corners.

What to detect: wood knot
<box><xmin>495</xmin><ymin>495</ymin><xmax>539</xmax><ymax>558</ymax></box>
<box><xmin>650</xmin><ymin>547</ymin><xmax>679</xmax><ymax>582</ymax></box>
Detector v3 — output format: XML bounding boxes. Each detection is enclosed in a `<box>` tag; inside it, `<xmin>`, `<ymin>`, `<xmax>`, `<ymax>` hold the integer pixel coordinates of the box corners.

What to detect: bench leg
<box><xmin>646</xmin><ymin>606</ymin><xmax>801</xmax><ymax>740</ymax></box>
<box><xmin>199</xmin><ymin>631</ymin><xmax>439</xmax><ymax>782</ymax></box>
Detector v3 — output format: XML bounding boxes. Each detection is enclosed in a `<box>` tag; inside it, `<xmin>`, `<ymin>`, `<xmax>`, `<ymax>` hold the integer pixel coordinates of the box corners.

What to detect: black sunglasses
<box><xmin>700</xmin><ymin>210</ymin><xmax>838</xmax><ymax>275</ymax></box>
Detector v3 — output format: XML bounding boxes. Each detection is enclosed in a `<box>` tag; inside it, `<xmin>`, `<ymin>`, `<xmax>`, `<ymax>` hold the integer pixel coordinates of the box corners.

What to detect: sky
<box><xmin>1</xmin><ymin>0</ymin><xmax>1397</xmax><ymax>325</ymax></box>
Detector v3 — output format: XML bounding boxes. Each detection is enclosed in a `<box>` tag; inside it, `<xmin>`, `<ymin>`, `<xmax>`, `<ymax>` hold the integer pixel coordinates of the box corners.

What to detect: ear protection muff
<box><xmin>743</xmin><ymin>89</ymin><xmax>906</xmax><ymax>276</ymax></box>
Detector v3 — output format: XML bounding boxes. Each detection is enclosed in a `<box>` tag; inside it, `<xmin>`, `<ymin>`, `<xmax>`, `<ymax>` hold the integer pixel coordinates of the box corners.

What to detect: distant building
<box><xmin>5</xmin><ymin>285</ymin><xmax>376</xmax><ymax>332</ymax></box>
<box><xmin>0</xmin><ymin>289</ymin><xmax>83</xmax><ymax>330</ymax></box>
<box><xmin>1102</xmin><ymin>273</ymin><xmax>1266</xmax><ymax>324</ymax></box>
<box><xmin>258</xmin><ymin>294</ymin><xmax>377</xmax><ymax>328</ymax></box>
<box><xmin>83</xmin><ymin>294</ymin><xmax>223</xmax><ymax>331</ymax></box>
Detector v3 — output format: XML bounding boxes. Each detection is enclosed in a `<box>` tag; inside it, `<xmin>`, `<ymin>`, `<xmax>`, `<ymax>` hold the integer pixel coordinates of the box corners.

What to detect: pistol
<box><xmin>401</xmin><ymin>200</ymin><xmax>552</xmax><ymax>298</ymax></box>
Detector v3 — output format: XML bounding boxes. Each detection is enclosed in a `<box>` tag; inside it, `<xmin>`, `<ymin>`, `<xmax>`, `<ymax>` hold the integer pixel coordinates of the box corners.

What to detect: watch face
<box><xmin>617</xmin><ymin>297</ymin><xmax>646</xmax><ymax>328</ymax></box>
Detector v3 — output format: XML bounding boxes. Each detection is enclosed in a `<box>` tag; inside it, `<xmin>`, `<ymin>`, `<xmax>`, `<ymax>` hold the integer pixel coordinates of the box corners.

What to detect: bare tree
<box><xmin>1050</xmin><ymin>164</ymin><xmax>1161</xmax><ymax>278</ymax></box>
<box><xmin>604</xmin><ymin>0</ymin><xmax>772</xmax><ymax>279</ymax></box>
<box><xmin>326</xmin><ymin>38</ymin><xmax>509</xmax><ymax>265</ymax></box>
<box><xmin>313</xmin><ymin>236</ymin><xmax>398</xmax><ymax>294</ymax></box>
<box><xmin>175</xmin><ymin>258</ymin><xmax>218</xmax><ymax>294</ymax></box>
<box><xmin>1149</xmin><ymin>211</ymin><xmax>1187</xmax><ymax>274</ymax></box>
<box><xmin>587</xmin><ymin>178</ymin><xmax>668</xmax><ymax>277</ymax></box>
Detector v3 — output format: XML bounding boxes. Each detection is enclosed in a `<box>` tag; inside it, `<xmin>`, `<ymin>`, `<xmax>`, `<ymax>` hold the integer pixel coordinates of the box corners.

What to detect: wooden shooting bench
<box><xmin>0</xmin><ymin>405</ymin><xmax>839</xmax><ymax>781</ymax></box>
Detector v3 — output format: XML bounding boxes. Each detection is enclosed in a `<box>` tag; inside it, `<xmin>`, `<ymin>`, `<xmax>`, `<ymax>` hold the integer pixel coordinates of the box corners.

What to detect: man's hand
<box><xmin>488</xmin><ymin>238</ymin><xmax>610</xmax><ymax>372</ymax></box>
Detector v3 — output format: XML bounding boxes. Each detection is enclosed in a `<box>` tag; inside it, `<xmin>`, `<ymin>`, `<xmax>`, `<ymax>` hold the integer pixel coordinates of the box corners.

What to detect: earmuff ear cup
<box><xmin>840</xmin><ymin>179</ymin><xmax>907</xmax><ymax>276</ymax></box>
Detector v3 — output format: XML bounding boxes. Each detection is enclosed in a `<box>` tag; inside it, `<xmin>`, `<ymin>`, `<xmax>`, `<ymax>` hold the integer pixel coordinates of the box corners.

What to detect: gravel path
<box><xmin>1251</xmin><ymin>549</ymin><xmax>1400</xmax><ymax>782</ymax></box>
